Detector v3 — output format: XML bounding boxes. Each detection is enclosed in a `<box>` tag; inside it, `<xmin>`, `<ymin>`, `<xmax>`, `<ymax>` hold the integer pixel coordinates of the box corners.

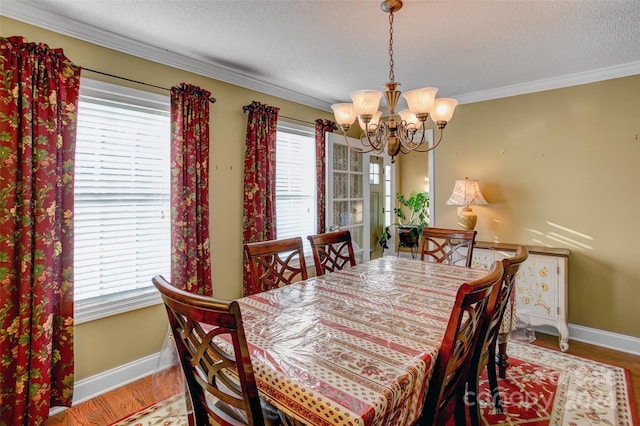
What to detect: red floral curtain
<box><xmin>315</xmin><ymin>119</ymin><xmax>337</xmax><ymax>234</ymax></box>
<box><xmin>170</xmin><ymin>84</ymin><xmax>214</xmax><ymax>296</ymax></box>
<box><xmin>242</xmin><ymin>101</ymin><xmax>279</xmax><ymax>296</ymax></box>
<box><xmin>0</xmin><ymin>36</ymin><xmax>79</xmax><ymax>424</ymax></box>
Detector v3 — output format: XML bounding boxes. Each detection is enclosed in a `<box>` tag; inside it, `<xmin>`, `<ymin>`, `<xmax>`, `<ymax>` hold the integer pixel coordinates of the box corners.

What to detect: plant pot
<box><xmin>398</xmin><ymin>226</ymin><xmax>420</xmax><ymax>247</ymax></box>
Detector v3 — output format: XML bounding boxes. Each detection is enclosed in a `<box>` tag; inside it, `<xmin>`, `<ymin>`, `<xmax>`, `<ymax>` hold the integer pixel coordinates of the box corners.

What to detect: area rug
<box><xmin>109</xmin><ymin>392</ymin><xmax>187</xmax><ymax>425</ymax></box>
<box><xmin>110</xmin><ymin>342</ymin><xmax>637</xmax><ymax>426</ymax></box>
<box><xmin>476</xmin><ymin>342</ymin><xmax>637</xmax><ymax>425</ymax></box>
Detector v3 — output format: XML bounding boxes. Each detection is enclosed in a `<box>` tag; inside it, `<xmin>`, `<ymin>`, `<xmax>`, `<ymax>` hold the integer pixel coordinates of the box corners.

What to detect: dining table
<box><xmin>235</xmin><ymin>256</ymin><xmax>489</xmax><ymax>426</ymax></box>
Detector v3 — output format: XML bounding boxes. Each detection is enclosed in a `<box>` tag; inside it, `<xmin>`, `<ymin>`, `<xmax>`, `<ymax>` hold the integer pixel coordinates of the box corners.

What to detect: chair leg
<box><xmin>497</xmin><ymin>332</ymin><xmax>509</xmax><ymax>379</ymax></box>
<box><xmin>467</xmin><ymin>374</ymin><xmax>481</xmax><ymax>426</ymax></box>
<box><xmin>487</xmin><ymin>348</ymin><xmax>503</xmax><ymax>414</ymax></box>
<box><xmin>454</xmin><ymin>389</ymin><xmax>468</xmax><ymax>426</ymax></box>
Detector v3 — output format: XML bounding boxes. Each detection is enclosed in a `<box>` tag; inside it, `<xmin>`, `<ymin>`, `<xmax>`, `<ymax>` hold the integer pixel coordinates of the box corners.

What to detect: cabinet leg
<box><xmin>559</xmin><ymin>334</ymin><xmax>569</xmax><ymax>352</ymax></box>
<box><xmin>497</xmin><ymin>332</ymin><xmax>509</xmax><ymax>379</ymax></box>
<box><xmin>558</xmin><ymin>323</ymin><xmax>570</xmax><ymax>352</ymax></box>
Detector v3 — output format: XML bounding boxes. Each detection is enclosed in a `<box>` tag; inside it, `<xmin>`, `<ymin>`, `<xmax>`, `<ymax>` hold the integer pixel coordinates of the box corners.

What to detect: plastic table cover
<box><xmin>236</xmin><ymin>256</ymin><xmax>488</xmax><ymax>426</ymax></box>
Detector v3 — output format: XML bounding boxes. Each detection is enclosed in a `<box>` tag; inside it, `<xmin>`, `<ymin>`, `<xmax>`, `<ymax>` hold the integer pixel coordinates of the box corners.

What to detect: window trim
<box><xmin>74</xmin><ymin>78</ymin><xmax>169</xmax><ymax>324</ymax></box>
<box><xmin>76</xmin><ymin>290</ymin><xmax>162</xmax><ymax>325</ymax></box>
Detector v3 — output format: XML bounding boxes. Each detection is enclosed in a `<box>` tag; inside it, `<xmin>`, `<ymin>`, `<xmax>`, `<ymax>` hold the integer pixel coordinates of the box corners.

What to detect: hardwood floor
<box><xmin>44</xmin><ymin>375</ymin><xmax>156</xmax><ymax>425</ymax></box>
<box><xmin>43</xmin><ymin>367</ymin><xmax>181</xmax><ymax>426</ymax></box>
<box><xmin>44</xmin><ymin>333</ymin><xmax>639</xmax><ymax>425</ymax></box>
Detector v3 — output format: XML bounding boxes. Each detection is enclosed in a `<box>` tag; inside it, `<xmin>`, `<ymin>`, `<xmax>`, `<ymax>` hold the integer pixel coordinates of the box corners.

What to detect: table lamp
<box><xmin>446</xmin><ymin>177</ymin><xmax>488</xmax><ymax>230</ymax></box>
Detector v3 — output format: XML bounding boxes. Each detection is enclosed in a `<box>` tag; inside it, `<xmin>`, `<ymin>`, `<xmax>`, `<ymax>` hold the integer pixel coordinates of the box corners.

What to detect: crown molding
<box><xmin>1</xmin><ymin>1</ymin><xmax>332</xmax><ymax>111</ymax></box>
<box><xmin>455</xmin><ymin>61</ymin><xmax>640</xmax><ymax>105</ymax></box>
<box><xmin>4</xmin><ymin>1</ymin><xmax>639</xmax><ymax>110</ymax></box>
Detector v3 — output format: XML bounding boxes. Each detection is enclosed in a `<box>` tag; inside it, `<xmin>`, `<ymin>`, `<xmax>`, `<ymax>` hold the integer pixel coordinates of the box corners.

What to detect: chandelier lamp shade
<box><xmin>446</xmin><ymin>177</ymin><xmax>488</xmax><ymax>230</ymax></box>
<box><xmin>331</xmin><ymin>0</ymin><xmax>458</xmax><ymax>163</ymax></box>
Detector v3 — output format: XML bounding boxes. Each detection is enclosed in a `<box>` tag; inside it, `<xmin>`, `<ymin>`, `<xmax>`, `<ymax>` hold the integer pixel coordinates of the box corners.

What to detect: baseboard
<box><xmin>535</xmin><ymin>324</ymin><xmax>640</xmax><ymax>356</ymax></box>
<box><xmin>50</xmin><ymin>351</ymin><xmax>163</xmax><ymax>416</ymax></box>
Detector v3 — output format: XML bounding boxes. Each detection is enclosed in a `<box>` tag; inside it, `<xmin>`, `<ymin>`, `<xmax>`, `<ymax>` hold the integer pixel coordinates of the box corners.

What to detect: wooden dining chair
<box><xmin>307</xmin><ymin>230</ymin><xmax>356</xmax><ymax>276</ymax></box>
<box><xmin>467</xmin><ymin>246</ymin><xmax>529</xmax><ymax>425</ymax></box>
<box><xmin>419</xmin><ymin>261</ymin><xmax>504</xmax><ymax>426</ymax></box>
<box><xmin>420</xmin><ymin>227</ymin><xmax>477</xmax><ymax>267</ymax></box>
<box><xmin>152</xmin><ymin>275</ymin><xmax>280</xmax><ymax>426</ymax></box>
<box><xmin>243</xmin><ymin>236</ymin><xmax>308</xmax><ymax>294</ymax></box>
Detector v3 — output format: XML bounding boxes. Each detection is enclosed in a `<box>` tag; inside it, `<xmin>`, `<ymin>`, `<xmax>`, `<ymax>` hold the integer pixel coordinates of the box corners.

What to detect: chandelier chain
<box><xmin>388</xmin><ymin>11</ymin><xmax>395</xmax><ymax>83</ymax></box>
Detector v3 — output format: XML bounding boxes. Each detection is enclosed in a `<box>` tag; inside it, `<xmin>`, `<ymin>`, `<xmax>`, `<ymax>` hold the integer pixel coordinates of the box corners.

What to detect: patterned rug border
<box><xmin>479</xmin><ymin>341</ymin><xmax>638</xmax><ymax>425</ymax></box>
<box><xmin>108</xmin><ymin>393</ymin><xmax>186</xmax><ymax>426</ymax></box>
<box><xmin>110</xmin><ymin>342</ymin><xmax>638</xmax><ymax>426</ymax></box>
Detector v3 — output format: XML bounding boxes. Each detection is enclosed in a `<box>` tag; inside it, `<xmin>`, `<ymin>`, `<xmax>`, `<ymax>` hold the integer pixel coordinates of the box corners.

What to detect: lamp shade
<box><xmin>358</xmin><ymin>110</ymin><xmax>382</xmax><ymax>132</ymax></box>
<box><xmin>446</xmin><ymin>177</ymin><xmax>488</xmax><ymax>207</ymax></box>
<box><xmin>398</xmin><ymin>109</ymin><xmax>419</xmax><ymax>127</ymax></box>
<box><xmin>331</xmin><ymin>103</ymin><xmax>356</xmax><ymax>127</ymax></box>
<box><xmin>402</xmin><ymin>87</ymin><xmax>438</xmax><ymax>115</ymax></box>
<box><xmin>350</xmin><ymin>90</ymin><xmax>383</xmax><ymax>117</ymax></box>
<box><xmin>430</xmin><ymin>98</ymin><xmax>458</xmax><ymax>123</ymax></box>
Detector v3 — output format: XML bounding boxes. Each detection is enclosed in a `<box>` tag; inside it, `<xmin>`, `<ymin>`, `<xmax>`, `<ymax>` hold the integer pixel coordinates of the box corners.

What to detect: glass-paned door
<box><xmin>326</xmin><ymin>133</ymin><xmax>370</xmax><ymax>264</ymax></box>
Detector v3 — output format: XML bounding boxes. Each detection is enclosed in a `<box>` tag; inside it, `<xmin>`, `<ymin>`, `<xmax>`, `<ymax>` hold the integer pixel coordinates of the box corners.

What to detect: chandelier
<box><xmin>331</xmin><ymin>0</ymin><xmax>458</xmax><ymax>163</ymax></box>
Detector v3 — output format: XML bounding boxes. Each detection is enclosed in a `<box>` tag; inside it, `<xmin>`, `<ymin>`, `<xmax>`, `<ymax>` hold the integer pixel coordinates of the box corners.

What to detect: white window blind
<box><xmin>74</xmin><ymin>79</ymin><xmax>170</xmax><ymax>323</ymax></box>
<box><xmin>275</xmin><ymin>123</ymin><xmax>317</xmax><ymax>255</ymax></box>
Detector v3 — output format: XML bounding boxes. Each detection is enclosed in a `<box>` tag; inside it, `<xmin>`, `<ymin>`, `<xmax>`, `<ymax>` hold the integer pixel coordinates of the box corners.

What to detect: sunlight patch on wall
<box><xmin>545</xmin><ymin>221</ymin><xmax>594</xmax><ymax>241</ymax></box>
<box><xmin>523</xmin><ymin>225</ymin><xmax>593</xmax><ymax>250</ymax></box>
<box><xmin>547</xmin><ymin>232</ymin><xmax>593</xmax><ymax>250</ymax></box>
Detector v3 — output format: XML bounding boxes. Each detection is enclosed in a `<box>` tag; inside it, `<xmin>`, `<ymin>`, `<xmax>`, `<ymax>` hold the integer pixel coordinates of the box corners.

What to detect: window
<box><xmin>74</xmin><ymin>79</ymin><xmax>171</xmax><ymax>323</ymax></box>
<box><xmin>369</xmin><ymin>162</ymin><xmax>380</xmax><ymax>184</ymax></box>
<box><xmin>275</xmin><ymin>123</ymin><xmax>317</xmax><ymax>256</ymax></box>
<box><xmin>384</xmin><ymin>165</ymin><xmax>392</xmax><ymax>227</ymax></box>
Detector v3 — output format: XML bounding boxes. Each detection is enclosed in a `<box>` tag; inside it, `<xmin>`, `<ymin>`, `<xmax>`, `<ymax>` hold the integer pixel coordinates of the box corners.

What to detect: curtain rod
<box><xmin>279</xmin><ymin>115</ymin><xmax>316</xmax><ymax>126</ymax></box>
<box><xmin>82</xmin><ymin>67</ymin><xmax>216</xmax><ymax>103</ymax></box>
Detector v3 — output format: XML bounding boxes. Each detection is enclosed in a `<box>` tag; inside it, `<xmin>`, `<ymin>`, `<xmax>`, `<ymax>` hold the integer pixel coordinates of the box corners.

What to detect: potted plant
<box><xmin>378</xmin><ymin>191</ymin><xmax>430</xmax><ymax>250</ymax></box>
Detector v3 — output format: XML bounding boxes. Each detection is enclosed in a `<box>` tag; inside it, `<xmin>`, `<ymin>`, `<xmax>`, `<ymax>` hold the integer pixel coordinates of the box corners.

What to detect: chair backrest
<box><xmin>421</xmin><ymin>261</ymin><xmax>504</xmax><ymax>424</ymax></box>
<box><xmin>420</xmin><ymin>227</ymin><xmax>477</xmax><ymax>267</ymax></box>
<box><xmin>307</xmin><ymin>230</ymin><xmax>356</xmax><ymax>276</ymax></box>
<box><xmin>474</xmin><ymin>246</ymin><xmax>529</xmax><ymax>374</ymax></box>
<box><xmin>152</xmin><ymin>275</ymin><xmax>265</xmax><ymax>426</ymax></box>
<box><xmin>243</xmin><ymin>236</ymin><xmax>308</xmax><ymax>294</ymax></box>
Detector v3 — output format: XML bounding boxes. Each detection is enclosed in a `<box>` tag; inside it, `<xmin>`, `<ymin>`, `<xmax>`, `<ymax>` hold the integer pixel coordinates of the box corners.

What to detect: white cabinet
<box><xmin>472</xmin><ymin>242</ymin><xmax>570</xmax><ymax>351</ymax></box>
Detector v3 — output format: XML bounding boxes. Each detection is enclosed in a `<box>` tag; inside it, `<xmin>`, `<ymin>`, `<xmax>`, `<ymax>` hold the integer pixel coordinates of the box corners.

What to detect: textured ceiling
<box><xmin>3</xmin><ymin>0</ymin><xmax>640</xmax><ymax>110</ymax></box>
